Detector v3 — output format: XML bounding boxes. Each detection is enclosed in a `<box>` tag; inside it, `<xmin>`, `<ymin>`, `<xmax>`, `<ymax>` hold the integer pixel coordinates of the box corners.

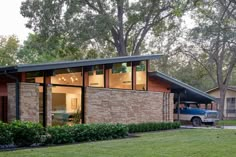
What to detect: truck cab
<box><xmin>174</xmin><ymin>101</ymin><xmax>219</xmax><ymax>126</ymax></box>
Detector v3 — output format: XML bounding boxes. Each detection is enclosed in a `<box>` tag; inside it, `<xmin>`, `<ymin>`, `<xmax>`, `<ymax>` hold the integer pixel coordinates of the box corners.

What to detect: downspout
<box><xmin>4</xmin><ymin>72</ymin><xmax>20</xmax><ymax>120</ymax></box>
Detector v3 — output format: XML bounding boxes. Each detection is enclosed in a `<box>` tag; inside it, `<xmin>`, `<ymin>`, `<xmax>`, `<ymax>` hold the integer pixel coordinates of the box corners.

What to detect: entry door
<box><xmin>0</xmin><ymin>96</ymin><xmax>7</xmax><ymax>122</ymax></box>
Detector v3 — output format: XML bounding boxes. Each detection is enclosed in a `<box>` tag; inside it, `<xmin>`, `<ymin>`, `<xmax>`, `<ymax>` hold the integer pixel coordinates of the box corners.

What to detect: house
<box><xmin>0</xmin><ymin>55</ymin><xmax>215</xmax><ymax>126</ymax></box>
<box><xmin>207</xmin><ymin>86</ymin><xmax>236</xmax><ymax>119</ymax></box>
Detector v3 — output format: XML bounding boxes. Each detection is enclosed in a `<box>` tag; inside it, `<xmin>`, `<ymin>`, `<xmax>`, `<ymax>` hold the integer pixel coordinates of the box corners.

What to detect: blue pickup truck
<box><xmin>174</xmin><ymin>101</ymin><xmax>219</xmax><ymax>126</ymax></box>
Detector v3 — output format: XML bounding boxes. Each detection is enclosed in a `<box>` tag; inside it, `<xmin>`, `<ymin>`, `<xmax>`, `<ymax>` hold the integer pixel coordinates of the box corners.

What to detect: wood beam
<box><xmin>132</xmin><ymin>62</ymin><xmax>136</xmax><ymax>90</ymax></box>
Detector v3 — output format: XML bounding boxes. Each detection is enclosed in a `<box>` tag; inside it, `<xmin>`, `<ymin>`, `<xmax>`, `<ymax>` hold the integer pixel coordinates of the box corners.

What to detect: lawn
<box><xmin>1</xmin><ymin>129</ymin><xmax>236</xmax><ymax>157</ymax></box>
<box><xmin>217</xmin><ymin>120</ymin><xmax>236</xmax><ymax>126</ymax></box>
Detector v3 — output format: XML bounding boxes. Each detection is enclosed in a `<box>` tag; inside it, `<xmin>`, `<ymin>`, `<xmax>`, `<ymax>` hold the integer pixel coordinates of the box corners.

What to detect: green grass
<box><xmin>217</xmin><ymin>120</ymin><xmax>236</xmax><ymax>126</ymax></box>
<box><xmin>1</xmin><ymin>129</ymin><xmax>236</xmax><ymax>157</ymax></box>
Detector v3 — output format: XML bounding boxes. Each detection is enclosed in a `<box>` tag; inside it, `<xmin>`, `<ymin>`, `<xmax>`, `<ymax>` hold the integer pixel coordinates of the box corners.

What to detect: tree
<box><xmin>18</xmin><ymin>33</ymin><xmax>115</xmax><ymax>64</ymax></box>
<box><xmin>0</xmin><ymin>35</ymin><xmax>19</xmax><ymax>66</ymax></box>
<box><xmin>181</xmin><ymin>0</ymin><xmax>236</xmax><ymax>119</ymax></box>
<box><xmin>18</xmin><ymin>33</ymin><xmax>84</xmax><ymax>63</ymax></box>
<box><xmin>20</xmin><ymin>0</ymin><xmax>191</xmax><ymax>56</ymax></box>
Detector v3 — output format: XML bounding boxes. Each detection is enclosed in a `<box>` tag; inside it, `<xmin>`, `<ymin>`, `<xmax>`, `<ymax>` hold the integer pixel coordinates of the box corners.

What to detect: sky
<box><xmin>0</xmin><ymin>0</ymin><xmax>31</xmax><ymax>43</ymax></box>
<box><xmin>0</xmin><ymin>0</ymin><xmax>195</xmax><ymax>44</ymax></box>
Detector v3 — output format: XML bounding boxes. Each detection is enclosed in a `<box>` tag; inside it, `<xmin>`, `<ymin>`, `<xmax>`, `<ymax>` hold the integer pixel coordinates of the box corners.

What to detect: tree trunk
<box><xmin>218</xmin><ymin>86</ymin><xmax>227</xmax><ymax>120</ymax></box>
<box><xmin>116</xmin><ymin>0</ymin><xmax>127</xmax><ymax>56</ymax></box>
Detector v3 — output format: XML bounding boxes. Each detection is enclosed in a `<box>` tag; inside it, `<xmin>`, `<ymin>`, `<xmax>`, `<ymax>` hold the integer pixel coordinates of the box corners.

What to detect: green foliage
<box><xmin>45</xmin><ymin>123</ymin><xmax>128</xmax><ymax>145</ymax></box>
<box><xmin>0</xmin><ymin>35</ymin><xmax>19</xmax><ymax>66</ymax></box>
<box><xmin>44</xmin><ymin>125</ymin><xmax>74</xmax><ymax>144</ymax></box>
<box><xmin>18</xmin><ymin>33</ymin><xmax>85</xmax><ymax>64</ymax></box>
<box><xmin>72</xmin><ymin>124</ymin><xmax>128</xmax><ymax>142</ymax></box>
<box><xmin>127</xmin><ymin>122</ymin><xmax>180</xmax><ymax>133</ymax></box>
<box><xmin>9</xmin><ymin>120</ymin><xmax>45</xmax><ymax>147</ymax></box>
<box><xmin>20</xmin><ymin>0</ymin><xmax>190</xmax><ymax>56</ymax></box>
<box><xmin>0</xmin><ymin>121</ymin><xmax>13</xmax><ymax>145</ymax></box>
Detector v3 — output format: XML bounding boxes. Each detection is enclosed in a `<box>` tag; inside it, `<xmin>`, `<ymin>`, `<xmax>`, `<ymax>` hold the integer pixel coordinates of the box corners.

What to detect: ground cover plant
<box><xmin>1</xmin><ymin>129</ymin><xmax>236</xmax><ymax>157</ymax></box>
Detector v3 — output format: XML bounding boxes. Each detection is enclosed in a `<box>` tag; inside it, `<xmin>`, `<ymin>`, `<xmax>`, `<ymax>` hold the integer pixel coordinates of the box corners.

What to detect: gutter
<box><xmin>4</xmin><ymin>71</ymin><xmax>20</xmax><ymax>120</ymax></box>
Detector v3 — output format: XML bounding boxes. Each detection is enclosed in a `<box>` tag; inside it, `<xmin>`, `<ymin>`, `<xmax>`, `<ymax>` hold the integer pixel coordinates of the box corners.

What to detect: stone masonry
<box><xmin>7</xmin><ymin>83</ymin><xmax>52</xmax><ymax>125</ymax></box>
<box><xmin>8</xmin><ymin>83</ymin><xmax>39</xmax><ymax>122</ymax></box>
<box><xmin>85</xmin><ymin>87</ymin><xmax>174</xmax><ymax>124</ymax></box>
<box><xmin>46</xmin><ymin>86</ymin><xmax>52</xmax><ymax>126</ymax></box>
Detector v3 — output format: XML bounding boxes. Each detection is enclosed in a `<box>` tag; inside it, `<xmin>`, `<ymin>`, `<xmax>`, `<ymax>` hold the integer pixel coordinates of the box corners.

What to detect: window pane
<box><xmin>109</xmin><ymin>62</ymin><xmax>132</xmax><ymax>89</ymax></box>
<box><xmin>136</xmin><ymin>61</ymin><xmax>146</xmax><ymax>90</ymax></box>
<box><xmin>26</xmin><ymin>72</ymin><xmax>43</xmax><ymax>83</ymax></box>
<box><xmin>88</xmin><ymin>65</ymin><xmax>104</xmax><ymax>87</ymax></box>
<box><xmin>52</xmin><ymin>68</ymin><xmax>83</xmax><ymax>86</ymax></box>
<box><xmin>51</xmin><ymin>86</ymin><xmax>82</xmax><ymax>125</ymax></box>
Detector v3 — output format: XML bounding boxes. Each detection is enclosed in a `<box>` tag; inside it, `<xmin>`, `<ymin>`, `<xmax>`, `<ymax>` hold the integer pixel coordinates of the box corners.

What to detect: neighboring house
<box><xmin>0</xmin><ymin>55</ymin><xmax>215</xmax><ymax>126</ymax></box>
<box><xmin>207</xmin><ymin>86</ymin><xmax>236</xmax><ymax>119</ymax></box>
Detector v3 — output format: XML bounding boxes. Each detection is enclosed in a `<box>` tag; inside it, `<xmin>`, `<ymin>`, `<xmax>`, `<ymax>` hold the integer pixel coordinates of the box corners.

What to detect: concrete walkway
<box><xmin>181</xmin><ymin>125</ymin><xmax>236</xmax><ymax>129</ymax></box>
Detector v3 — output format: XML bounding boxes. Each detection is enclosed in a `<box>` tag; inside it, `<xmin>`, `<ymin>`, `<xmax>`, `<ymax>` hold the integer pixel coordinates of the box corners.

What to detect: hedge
<box><xmin>9</xmin><ymin>121</ymin><xmax>45</xmax><ymax>147</ymax></box>
<box><xmin>0</xmin><ymin>121</ymin><xmax>180</xmax><ymax>147</ymax></box>
<box><xmin>0</xmin><ymin>121</ymin><xmax>13</xmax><ymax>145</ymax></box>
<box><xmin>127</xmin><ymin>122</ymin><xmax>181</xmax><ymax>133</ymax></box>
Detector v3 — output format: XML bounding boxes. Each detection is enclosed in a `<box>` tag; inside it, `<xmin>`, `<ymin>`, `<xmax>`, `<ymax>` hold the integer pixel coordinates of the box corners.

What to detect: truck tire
<box><xmin>192</xmin><ymin>117</ymin><xmax>202</xmax><ymax>127</ymax></box>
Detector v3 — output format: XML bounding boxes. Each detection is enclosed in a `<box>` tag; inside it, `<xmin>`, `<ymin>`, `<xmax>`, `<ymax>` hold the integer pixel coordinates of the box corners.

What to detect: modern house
<box><xmin>207</xmin><ymin>86</ymin><xmax>236</xmax><ymax>119</ymax></box>
<box><xmin>0</xmin><ymin>55</ymin><xmax>215</xmax><ymax>126</ymax></box>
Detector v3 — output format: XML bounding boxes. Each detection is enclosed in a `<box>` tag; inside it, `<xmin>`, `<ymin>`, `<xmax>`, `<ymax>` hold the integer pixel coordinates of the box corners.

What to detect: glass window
<box><xmin>109</xmin><ymin>62</ymin><xmax>132</xmax><ymax>89</ymax></box>
<box><xmin>51</xmin><ymin>68</ymin><xmax>83</xmax><ymax>86</ymax></box>
<box><xmin>51</xmin><ymin>86</ymin><xmax>82</xmax><ymax>125</ymax></box>
<box><xmin>227</xmin><ymin>97</ymin><xmax>236</xmax><ymax>113</ymax></box>
<box><xmin>26</xmin><ymin>71</ymin><xmax>44</xmax><ymax>83</ymax></box>
<box><xmin>136</xmin><ymin>61</ymin><xmax>146</xmax><ymax>90</ymax></box>
<box><xmin>88</xmin><ymin>65</ymin><xmax>104</xmax><ymax>87</ymax></box>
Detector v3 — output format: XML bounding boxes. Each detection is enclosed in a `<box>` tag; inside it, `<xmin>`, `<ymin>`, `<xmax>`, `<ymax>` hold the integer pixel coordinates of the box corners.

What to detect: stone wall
<box><xmin>8</xmin><ymin>83</ymin><xmax>39</xmax><ymax>122</ymax></box>
<box><xmin>46</xmin><ymin>86</ymin><xmax>52</xmax><ymax>126</ymax></box>
<box><xmin>85</xmin><ymin>87</ymin><xmax>174</xmax><ymax>124</ymax></box>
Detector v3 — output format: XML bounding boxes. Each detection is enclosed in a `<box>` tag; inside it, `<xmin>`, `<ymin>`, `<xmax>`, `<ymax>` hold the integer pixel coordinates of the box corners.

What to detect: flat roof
<box><xmin>149</xmin><ymin>71</ymin><xmax>215</xmax><ymax>104</ymax></box>
<box><xmin>0</xmin><ymin>54</ymin><xmax>161</xmax><ymax>73</ymax></box>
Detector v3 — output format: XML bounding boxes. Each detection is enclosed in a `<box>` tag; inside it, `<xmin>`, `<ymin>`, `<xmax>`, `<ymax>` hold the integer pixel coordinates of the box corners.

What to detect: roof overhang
<box><xmin>149</xmin><ymin>71</ymin><xmax>216</xmax><ymax>104</ymax></box>
<box><xmin>0</xmin><ymin>54</ymin><xmax>162</xmax><ymax>73</ymax></box>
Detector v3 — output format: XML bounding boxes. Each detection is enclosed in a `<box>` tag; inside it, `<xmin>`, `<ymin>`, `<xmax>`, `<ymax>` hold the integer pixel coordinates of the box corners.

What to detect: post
<box><xmin>177</xmin><ymin>93</ymin><xmax>180</xmax><ymax>121</ymax></box>
<box><xmin>132</xmin><ymin>62</ymin><xmax>136</xmax><ymax>90</ymax></box>
<box><xmin>42</xmin><ymin>72</ymin><xmax>47</xmax><ymax>127</ymax></box>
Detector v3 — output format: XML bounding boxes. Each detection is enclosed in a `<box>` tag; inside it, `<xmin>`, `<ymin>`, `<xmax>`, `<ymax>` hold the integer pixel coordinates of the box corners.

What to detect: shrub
<box><xmin>44</xmin><ymin>125</ymin><xmax>74</xmax><ymax>144</ymax></box>
<box><xmin>10</xmin><ymin>120</ymin><xmax>45</xmax><ymax>147</ymax></box>
<box><xmin>72</xmin><ymin>123</ymin><xmax>128</xmax><ymax>142</ymax></box>
<box><xmin>127</xmin><ymin>122</ymin><xmax>180</xmax><ymax>133</ymax></box>
<box><xmin>0</xmin><ymin>121</ymin><xmax>13</xmax><ymax>145</ymax></box>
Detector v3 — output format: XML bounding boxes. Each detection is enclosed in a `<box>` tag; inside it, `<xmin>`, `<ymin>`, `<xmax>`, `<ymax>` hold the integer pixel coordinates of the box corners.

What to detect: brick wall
<box><xmin>85</xmin><ymin>87</ymin><xmax>174</xmax><ymax>124</ymax></box>
<box><xmin>8</xmin><ymin>83</ymin><xmax>39</xmax><ymax>122</ymax></box>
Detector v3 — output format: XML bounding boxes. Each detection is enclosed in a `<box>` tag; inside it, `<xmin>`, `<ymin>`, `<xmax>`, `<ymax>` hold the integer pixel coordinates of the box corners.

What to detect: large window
<box><xmin>51</xmin><ymin>86</ymin><xmax>82</xmax><ymax>125</ymax></box>
<box><xmin>26</xmin><ymin>68</ymin><xmax>83</xmax><ymax>86</ymax></box>
<box><xmin>136</xmin><ymin>61</ymin><xmax>146</xmax><ymax>90</ymax></box>
<box><xmin>109</xmin><ymin>62</ymin><xmax>132</xmax><ymax>89</ymax></box>
<box><xmin>51</xmin><ymin>68</ymin><xmax>83</xmax><ymax>86</ymax></box>
<box><xmin>88</xmin><ymin>65</ymin><xmax>104</xmax><ymax>87</ymax></box>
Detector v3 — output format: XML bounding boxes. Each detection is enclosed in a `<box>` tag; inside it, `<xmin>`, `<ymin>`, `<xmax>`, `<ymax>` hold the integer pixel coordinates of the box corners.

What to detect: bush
<box><xmin>44</xmin><ymin>123</ymin><xmax>128</xmax><ymax>145</ymax></box>
<box><xmin>44</xmin><ymin>125</ymin><xmax>74</xmax><ymax>145</ymax></box>
<box><xmin>0</xmin><ymin>121</ymin><xmax>13</xmax><ymax>145</ymax></box>
<box><xmin>10</xmin><ymin>121</ymin><xmax>45</xmax><ymax>147</ymax></box>
<box><xmin>127</xmin><ymin>122</ymin><xmax>180</xmax><ymax>133</ymax></box>
<box><xmin>72</xmin><ymin>123</ymin><xmax>128</xmax><ymax>142</ymax></box>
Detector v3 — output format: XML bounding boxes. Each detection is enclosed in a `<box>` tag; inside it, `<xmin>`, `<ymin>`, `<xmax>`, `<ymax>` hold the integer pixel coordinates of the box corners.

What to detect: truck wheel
<box><xmin>192</xmin><ymin>117</ymin><xmax>201</xmax><ymax>127</ymax></box>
